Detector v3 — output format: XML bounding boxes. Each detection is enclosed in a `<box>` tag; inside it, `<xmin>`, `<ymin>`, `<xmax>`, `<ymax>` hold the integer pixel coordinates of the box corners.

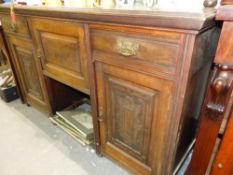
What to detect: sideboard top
<box><xmin>0</xmin><ymin>3</ymin><xmax>216</xmax><ymax>30</ymax></box>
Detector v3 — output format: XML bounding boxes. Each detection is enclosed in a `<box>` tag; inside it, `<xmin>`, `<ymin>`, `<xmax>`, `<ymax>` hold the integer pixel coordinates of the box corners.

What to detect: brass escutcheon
<box><xmin>117</xmin><ymin>39</ymin><xmax>139</xmax><ymax>57</ymax></box>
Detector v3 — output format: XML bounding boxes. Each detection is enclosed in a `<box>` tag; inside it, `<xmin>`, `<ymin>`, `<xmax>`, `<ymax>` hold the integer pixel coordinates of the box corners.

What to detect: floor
<box><xmin>0</xmin><ymin>99</ymin><xmax>189</xmax><ymax>175</ymax></box>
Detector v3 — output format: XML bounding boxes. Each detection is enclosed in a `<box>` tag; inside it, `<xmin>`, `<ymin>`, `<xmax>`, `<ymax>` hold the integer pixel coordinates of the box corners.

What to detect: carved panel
<box><xmin>107</xmin><ymin>76</ymin><xmax>156</xmax><ymax>162</ymax></box>
<box><xmin>96</xmin><ymin>62</ymin><xmax>174</xmax><ymax>175</ymax></box>
<box><xmin>15</xmin><ymin>46</ymin><xmax>43</xmax><ymax>100</ymax></box>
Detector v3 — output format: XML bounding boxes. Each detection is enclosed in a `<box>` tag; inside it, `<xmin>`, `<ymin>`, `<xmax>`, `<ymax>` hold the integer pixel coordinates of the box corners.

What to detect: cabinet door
<box><xmin>7</xmin><ymin>36</ymin><xmax>49</xmax><ymax>112</ymax></box>
<box><xmin>95</xmin><ymin>62</ymin><xmax>174</xmax><ymax>175</ymax></box>
<box><xmin>29</xmin><ymin>18</ymin><xmax>89</xmax><ymax>94</ymax></box>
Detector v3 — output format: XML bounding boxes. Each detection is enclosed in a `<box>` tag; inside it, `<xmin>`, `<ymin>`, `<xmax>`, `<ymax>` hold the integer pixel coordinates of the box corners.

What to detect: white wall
<box><xmin>156</xmin><ymin>0</ymin><xmax>220</xmax><ymax>11</ymax></box>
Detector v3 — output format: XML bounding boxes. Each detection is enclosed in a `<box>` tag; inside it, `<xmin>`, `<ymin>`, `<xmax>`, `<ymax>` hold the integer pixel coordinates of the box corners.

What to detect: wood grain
<box><xmin>0</xmin><ymin>4</ymin><xmax>216</xmax><ymax>30</ymax></box>
<box><xmin>6</xmin><ymin>35</ymin><xmax>50</xmax><ymax>113</ymax></box>
<box><xmin>29</xmin><ymin>18</ymin><xmax>90</xmax><ymax>94</ymax></box>
<box><xmin>91</xmin><ymin>28</ymin><xmax>182</xmax><ymax>75</ymax></box>
<box><xmin>185</xmin><ymin>65</ymin><xmax>233</xmax><ymax>175</ymax></box>
<box><xmin>215</xmin><ymin>22</ymin><xmax>233</xmax><ymax>66</ymax></box>
<box><xmin>211</xmin><ymin>110</ymin><xmax>233</xmax><ymax>175</ymax></box>
<box><xmin>95</xmin><ymin>62</ymin><xmax>173</xmax><ymax>175</ymax></box>
<box><xmin>0</xmin><ymin>14</ymin><xmax>30</xmax><ymax>38</ymax></box>
<box><xmin>0</xmin><ymin>7</ymin><xmax>220</xmax><ymax>175</ymax></box>
<box><xmin>84</xmin><ymin>24</ymin><xmax>101</xmax><ymax>153</ymax></box>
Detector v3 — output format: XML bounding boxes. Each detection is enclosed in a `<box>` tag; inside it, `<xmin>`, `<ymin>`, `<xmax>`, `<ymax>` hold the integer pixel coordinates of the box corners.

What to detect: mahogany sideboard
<box><xmin>186</xmin><ymin>4</ymin><xmax>233</xmax><ymax>175</ymax></box>
<box><xmin>0</xmin><ymin>5</ymin><xmax>220</xmax><ymax>175</ymax></box>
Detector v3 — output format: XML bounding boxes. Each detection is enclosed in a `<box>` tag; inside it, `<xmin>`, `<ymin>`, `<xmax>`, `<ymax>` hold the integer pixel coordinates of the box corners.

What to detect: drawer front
<box><xmin>0</xmin><ymin>14</ymin><xmax>30</xmax><ymax>37</ymax></box>
<box><xmin>29</xmin><ymin>18</ymin><xmax>89</xmax><ymax>94</ymax></box>
<box><xmin>91</xmin><ymin>25</ymin><xmax>184</xmax><ymax>75</ymax></box>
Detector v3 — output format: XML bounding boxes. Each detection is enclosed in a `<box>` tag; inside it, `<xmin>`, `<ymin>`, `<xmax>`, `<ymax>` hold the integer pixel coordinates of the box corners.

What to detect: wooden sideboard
<box><xmin>186</xmin><ymin>4</ymin><xmax>233</xmax><ymax>175</ymax></box>
<box><xmin>0</xmin><ymin>5</ymin><xmax>220</xmax><ymax>175</ymax></box>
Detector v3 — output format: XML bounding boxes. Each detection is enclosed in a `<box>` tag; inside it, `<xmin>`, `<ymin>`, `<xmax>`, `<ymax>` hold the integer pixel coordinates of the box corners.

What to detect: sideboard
<box><xmin>186</xmin><ymin>3</ymin><xmax>233</xmax><ymax>175</ymax></box>
<box><xmin>0</xmin><ymin>5</ymin><xmax>220</xmax><ymax>175</ymax></box>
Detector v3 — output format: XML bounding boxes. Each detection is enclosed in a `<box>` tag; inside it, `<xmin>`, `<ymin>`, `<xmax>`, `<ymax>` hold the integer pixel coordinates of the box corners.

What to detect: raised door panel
<box><xmin>7</xmin><ymin>36</ymin><xmax>48</xmax><ymax>112</ymax></box>
<box><xmin>95</xmin><ymin>62</ymin><xmax>174</xmax><ymax>175</ymax></box>
<box><xmin>16</xmin><ymin>47</ymin><xmax>43</xmax><ymax>100</ymax></box>
<box><xmin>108</xmin><ymin>77</ymin><xmax>155</xmax><ymax>163</ymax></box>
<box><xmin>40</xmin><ymin>33</ymin><xmax>82</xmax><ymax>74</ymax></box>
<box><xmin>29</xmin><ymin>18</ymin><xmax>89</xmax><ymax>94</ymax></box>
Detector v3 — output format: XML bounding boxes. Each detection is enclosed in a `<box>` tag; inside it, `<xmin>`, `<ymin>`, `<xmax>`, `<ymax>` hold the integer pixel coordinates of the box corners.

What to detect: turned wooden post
<box><xmin>186</xmin><ymin>4</ymin><xmax>233</xmax><ymax>175</ymax></box>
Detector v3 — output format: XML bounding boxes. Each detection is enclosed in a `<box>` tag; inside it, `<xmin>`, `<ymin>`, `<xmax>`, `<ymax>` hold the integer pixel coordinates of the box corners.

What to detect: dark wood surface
<box><xmin>84</xmin><ymin>24</ymin><xmax>101</xmax><ymax>153</ymax></box>
<box><xmin>185</xmin><ymin>64</ymin><xmax>233</xmax><ymax>175</ymax></box>
<box><xmin>0</xmin><ymin>28</ymin><xmax>9</xmax><ymax>65</ymax></box>
<box><xmin>90</xmin><ymin>23</ymin><xmax>219</xmax><ymax>175</ymax></box>
<box><xmin>6</xmin><ymin>35</ymin><xmax>50</xmax><ymax>113</ymax></box>
<box><xmin>91</xmin><ymin>25</ymin><xmax>181</xmax><ymax>75</ymax></box>
<box><xmin>211</xmin><ymin>110</ymin><xmax>233</xmax><ymax>175</ymax></box>
<box><xmin>0</xmin><ymin>14</ymin><xmax>30</xmax><ymax>37</ymax></box>
<box><xmin>29</xmin><ymin>18</ymin><xmax>90</xmax><ymax>94</ymax></box>
<box><xmin>0</xmin><ymin>6</ymin><xmax>220</xmax><ymax>175</ymax></box>
<box><xmin>44</xmin><ymin>77</ymin><xmax>89</xmax><ymax>113</ymax></box>
<box><xmin>0</xmin><ymin>4</ymin><xmax>216</xmax><ymax>30</ymax></box>
<box><xmin>95</xmin><ymin>61</ymin><xmax>173</xmax><ymax>175</ymax></box>
<box><xmin>215</xmin><ymin>22</ymin><xmax>233</xmax><ymax>66</ymax></box>
<box><xmin>186</xmin><ymin>4</ymin><xmax>233</xmax><ymax>175</ymax></box>
<box><xmin>0</xmin><ymin>28</ymin><xmax>24</xmax><ymax>102</ymax></box>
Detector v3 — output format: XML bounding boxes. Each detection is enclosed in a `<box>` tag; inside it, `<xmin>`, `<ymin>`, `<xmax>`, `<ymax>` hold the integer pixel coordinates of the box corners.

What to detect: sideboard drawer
<box><xmin>0</xmin><ymin>14</ymin><xmax>30</xmax><ymax>37</ymax></box>
<box><xmin>29</xmin><ymin>18</ymin><xmax>90</xmax><ymax>95</ymax></box>
<box><xmin>91</xmin><ymin>26</ymin><xmax>184</xmax><ymax>75</ymax></box>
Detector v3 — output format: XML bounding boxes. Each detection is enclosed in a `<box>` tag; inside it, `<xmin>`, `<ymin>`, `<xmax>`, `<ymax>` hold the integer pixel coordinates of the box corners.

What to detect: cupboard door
<box><xmin>95</xmin><ymin>62</ymin><xmax>174</xmax><ymax>175</ymax></box>
<box><xmin>29</xmin><ymin>18</ymin><xmax>89</xmax><ymax>94</ymax></box>
<box><xmin>7</xmin><ymin>36</ymin><xmax>49</xmax><ymax>112</ymax></box>
<box><xmin>0</xmin><ymin>14</ymin><xmax>30</xmax><ymax>37</ymax></box>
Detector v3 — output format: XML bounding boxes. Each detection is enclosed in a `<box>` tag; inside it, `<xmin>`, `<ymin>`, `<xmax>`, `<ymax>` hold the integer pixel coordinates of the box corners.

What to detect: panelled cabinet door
<box><xmin>95</xmin><ymin>62</ymin><xmax>174</xmax><ymax>175</ymax></box>
<box><xmin>7</xmin><ymin>36</ymin><xmax>48</xmax><ymax>112</ymax></box>
<box><xmin>29</xmin><ymin>18</ymin><xmax>89</xmax><ymax>94</ymax></box>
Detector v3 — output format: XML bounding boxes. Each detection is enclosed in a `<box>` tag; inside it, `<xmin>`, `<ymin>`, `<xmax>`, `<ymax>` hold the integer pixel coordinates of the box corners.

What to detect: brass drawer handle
<box><xmin>10</xmin><ymin>22</ymin><xmax>17</xmax><ymax>33</ymax></box>
<box><xmin>117</xmin><ymin>40</ymin><xmax>139</xmax><ymax>57</ymax></box>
